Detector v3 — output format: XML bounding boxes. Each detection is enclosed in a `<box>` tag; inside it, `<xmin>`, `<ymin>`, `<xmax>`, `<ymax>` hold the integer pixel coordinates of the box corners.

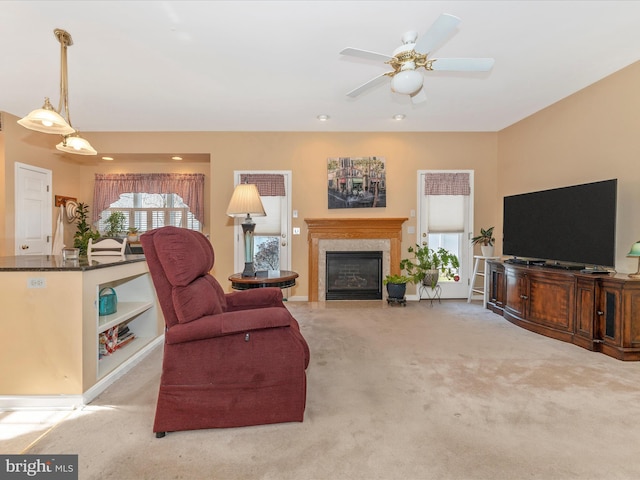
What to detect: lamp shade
<box><xmin>226</xmin><ymin>183</ymin><xmax>266</xmax><ymax>217</ymax></box>
<box><xmin>18</xmin><ymin>97</ymin><xmax>75</xmax><ymax>135</ymax></box>
<box><xmin>628</xmin><ymin>241</ymin><xmax>640</xmax><ymax>257</ymax></box>
<box><xmin>56</xmin><ymin>133</ymin><xmax>97</xmax><ymax>156</ymax></box>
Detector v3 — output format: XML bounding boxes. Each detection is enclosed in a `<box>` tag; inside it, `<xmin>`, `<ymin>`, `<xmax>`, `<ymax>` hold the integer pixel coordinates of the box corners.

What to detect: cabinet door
<box><xmin>598</xmin><ymin>279</ymin><xmax>640</xmax><ymax>360</ymax></box>
<box><xmin>598</xmin><ymin>285</ymin><xmax>622</xmax><ymax>347</ymax></box>
<box><xmin>527</xmin><ymin>273</ymin><xmax>574</xmax><ymax>332</ymax></box>
<box><xmin>574</xmin><ymin>277</ymin><xmax>597</xmax><ymax>348</ymax></box>
<box><xmin>504</xmin><ymin>268</ymin><xmax>528</xmax><ymax>319</ymax></box>
<box><xmin>623</xmin><ymin>287</ymin><xmax>640</xmax><ymax>350</ymax></box>
<box><xmin>488</xmin><ymin>262</ymin><xmax>505</xmax><ymax>310</ymax></box>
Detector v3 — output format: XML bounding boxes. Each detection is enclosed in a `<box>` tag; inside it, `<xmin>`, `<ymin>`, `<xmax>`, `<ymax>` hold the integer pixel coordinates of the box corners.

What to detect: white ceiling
<box><xmin>1</xmin><ymin>1</ymin><xmax>639</xmax><ymax>133</ymax></box>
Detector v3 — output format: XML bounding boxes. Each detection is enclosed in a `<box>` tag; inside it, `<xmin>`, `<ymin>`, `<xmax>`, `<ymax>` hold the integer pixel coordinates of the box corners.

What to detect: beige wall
<box><xmin>0</xmin><ymin>124</ymin><xmax>498</xmax><ymax>296</ymax></box>
<box><xmin>2</xmin><ymin>60</ymin><xmax>638</xmax><ymax>296</ymax></box>
<box><xmin>84</xmin><ymin>131</ymin><xmax>498</xmax><ymax>297</ymax></box>
<box><xmin>497</xmin><ymin>61</ymin><xmax>640</xmax><ymax>272</ymax></box>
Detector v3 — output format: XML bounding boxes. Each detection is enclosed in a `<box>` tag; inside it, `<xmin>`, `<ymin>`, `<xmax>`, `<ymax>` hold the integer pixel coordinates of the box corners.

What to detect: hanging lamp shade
<box><xmin>18</xmin><ymin>29</ymin><xmax>96</xmax><ymax>155</ymax></box>
<box><xmin>56</xmin><ymin>132</ymin><xmax>97</xmax><ymax>156</ymax></box>
<box><xmin>18</xmin><ymin>97</ymin><xmax>75</xmax><ymax>135</ymax></box>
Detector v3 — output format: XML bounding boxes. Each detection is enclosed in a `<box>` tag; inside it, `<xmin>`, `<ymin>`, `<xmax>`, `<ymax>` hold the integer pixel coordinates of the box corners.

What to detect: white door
<box><xmin>15</xmin><ymin>162</ymin><xmax>52</xmax><ymax>255</ymax></box>
<box><xmin>417</xmin><ymin>170</ymin><xmax>474</xmax><ymax>298</ymax></box>
<box><xmin>233</xmin><ymin>171</ymin><xmax>292</xmax><ymax>272</ymax></box>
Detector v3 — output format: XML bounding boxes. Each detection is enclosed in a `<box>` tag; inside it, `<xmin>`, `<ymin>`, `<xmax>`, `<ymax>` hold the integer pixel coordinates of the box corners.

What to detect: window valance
<box><xmin>92</xmin><ymin>173</ymin><xmax>205</xmax><ymax>224</ymax></box>
<box><xmin>240</xmin><ymin>174</ymin><xmax>286</xmax><ymax>196</ymax></box>
<box><xmin>424</xmin><ymin>172</ymin><xmax>471</xmax><ymax>196</ymax></box>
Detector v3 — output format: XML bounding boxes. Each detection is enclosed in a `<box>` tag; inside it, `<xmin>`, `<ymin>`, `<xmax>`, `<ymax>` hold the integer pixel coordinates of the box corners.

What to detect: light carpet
<box><xmin>21</xmin><ymin>300</ymin><xmax>640</xmax><ymax>479</ymax></box>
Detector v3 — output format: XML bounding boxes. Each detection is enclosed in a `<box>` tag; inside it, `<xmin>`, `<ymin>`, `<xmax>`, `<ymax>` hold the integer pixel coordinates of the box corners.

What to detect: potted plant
<box><xmin>471</xmin><ymin>226</ymin><xmax>496</xmax><ymax>257</ymax></box>
<box><xmin>73</xmin><ymin>202</ymin><xmax>101</xmax><ymax>255</ymax></box>
<box><xmin>400</xmin><ymin>244</ymin><xmax>460</xmax><ymax>289</ymax></box>
<box><xmin>127</xmin><ymin>227</ymin><xmax>139</xmax><ymax>243</ymax></box>
<box><xmin>383</xmin><ymin>274</ymin><xmax>411</xmax><ymax>301</ymax></box>
<box><xmin>103</xmin><ymin>211</ymin><xmax>126</xmax><ymax>238</ymax></box>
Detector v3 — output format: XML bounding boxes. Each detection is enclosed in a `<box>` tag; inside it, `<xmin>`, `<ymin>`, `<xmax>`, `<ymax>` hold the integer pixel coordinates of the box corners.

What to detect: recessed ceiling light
<box><xmin>393</xmin><ymin>114</ymin><xmax>406</xmax><ymax>121</ymax></box>
<box><xmin>101</xmin><ymin>156</ymin><xmax>114</xmax><ymax>161</ymax></box>
<box><xmin>171</xmin><ymin>156</ymin><xmax>183</xmax><ymax>161</ymax></box>
<box><xmin>317</xmin><ymin>114</ymin><xmax>329</xmax><ymax>122</ymax></box>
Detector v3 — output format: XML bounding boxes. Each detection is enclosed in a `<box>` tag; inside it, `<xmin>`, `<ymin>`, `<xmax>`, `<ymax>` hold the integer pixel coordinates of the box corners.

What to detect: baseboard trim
<box><xmin>0</xmin><ymin>335</ymin><xmax>164</xmax><ymax>411</ymax></box>
<box><xmin>82</xmin><ymin>335</ymin><xmax>164</xmax><ymax>405</ymax></box>
<box><xmin>286</xmin><ymin>295</ymin><xmax>308</xmax><ymax>302</ymax></box>
<box><xmin>0</xmin><ymin>395</ymin><xmax>84</xmax><ymax>411</ymax></box>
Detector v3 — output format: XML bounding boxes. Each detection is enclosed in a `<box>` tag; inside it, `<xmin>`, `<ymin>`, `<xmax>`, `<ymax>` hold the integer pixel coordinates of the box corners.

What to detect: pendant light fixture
<box><xmin>18</xmin><ymin>29</ymin><xmax>96</xmax><ymax>155</ymax></box>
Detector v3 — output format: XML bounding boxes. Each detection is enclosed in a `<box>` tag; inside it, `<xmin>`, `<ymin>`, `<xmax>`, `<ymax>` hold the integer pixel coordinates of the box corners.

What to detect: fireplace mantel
<box><xmin>304</xmin><ymin>218</ymin><xmax>408</xmax><ymax>302</ymax></box>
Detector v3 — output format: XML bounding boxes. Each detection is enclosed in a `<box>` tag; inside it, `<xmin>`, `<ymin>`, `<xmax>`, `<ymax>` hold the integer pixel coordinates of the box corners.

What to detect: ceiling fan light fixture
<box><xmin>18</xmin><ymin>97</ymin><xmax>75</xmax><ymax>135</ymax></box>
<box><xmin>56</xmin><ymin>132</ymin><xmax>97</xmax><ymax>156</ymax></box>
<box><xmin>391</xmin><ymin>70</ymin><xmax>423</xmax><ymax>95</ymax></box>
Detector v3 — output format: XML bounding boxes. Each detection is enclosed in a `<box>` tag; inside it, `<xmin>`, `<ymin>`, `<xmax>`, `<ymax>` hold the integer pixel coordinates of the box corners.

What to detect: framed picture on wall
<box><xmin>327</xmin><ymin>157</ymin><xmax>386</xmax><ymax>209</ymax></box>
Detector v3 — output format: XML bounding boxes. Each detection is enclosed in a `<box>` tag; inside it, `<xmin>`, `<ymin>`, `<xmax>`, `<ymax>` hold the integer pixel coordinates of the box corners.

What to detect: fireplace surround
<box><xmin>304</xmin><ymin>218</ymin><xmax>408</xmax><ymax>302</ymax></box>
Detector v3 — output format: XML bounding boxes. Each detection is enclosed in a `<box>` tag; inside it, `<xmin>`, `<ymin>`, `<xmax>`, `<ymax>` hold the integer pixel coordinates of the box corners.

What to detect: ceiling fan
<box><xmin>340</xmin><ymin>13</ymin><xmax>494</xmax><ymax>104</ymax></box>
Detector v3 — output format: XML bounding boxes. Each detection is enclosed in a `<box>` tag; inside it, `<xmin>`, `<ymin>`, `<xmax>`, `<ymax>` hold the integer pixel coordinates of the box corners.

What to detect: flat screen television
<box><xmin>503</xmin><ymin>179</ymin><xmax>617</xmax><ymax>268</ymax></box>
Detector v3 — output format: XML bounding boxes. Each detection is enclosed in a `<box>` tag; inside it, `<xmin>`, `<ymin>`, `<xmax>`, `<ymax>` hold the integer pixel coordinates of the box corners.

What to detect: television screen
<box><xmin>503</xmin><ymin>179</ymin><xmax>617</xmax><ymax>268</ymax></box>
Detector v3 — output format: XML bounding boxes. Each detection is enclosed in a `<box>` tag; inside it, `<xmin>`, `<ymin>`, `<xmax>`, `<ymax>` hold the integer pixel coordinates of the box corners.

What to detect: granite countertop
<box><xmin>0</xmin><ymin>254</ymin><xmax>147</xmax><ymax>272</ymax></box>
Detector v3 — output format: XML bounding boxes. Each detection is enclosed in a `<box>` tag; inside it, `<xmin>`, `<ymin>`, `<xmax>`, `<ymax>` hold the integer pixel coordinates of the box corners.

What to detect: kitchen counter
<box><xmin>0</xmin><ymin>254</ymin><xmax>146</xmax><ymax>271</ymax></box>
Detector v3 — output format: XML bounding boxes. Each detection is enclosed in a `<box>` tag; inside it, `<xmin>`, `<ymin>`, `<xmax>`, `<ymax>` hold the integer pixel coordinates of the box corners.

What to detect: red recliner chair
<box><xmin>141</xmin><ymin>226</ymin><xmax>310</xmax><ymax>437</ymax></box>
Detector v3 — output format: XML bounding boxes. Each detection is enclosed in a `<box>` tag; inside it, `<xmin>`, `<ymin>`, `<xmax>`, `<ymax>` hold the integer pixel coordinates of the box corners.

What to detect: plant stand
<box><xmin>419</xmin><ymin>284</ymin><xmax>442</xmax><ymax>306</ymax></box>
<box><xmin>387</xmin><ymin>296</ymin><xmax>407</xmax><ymax>307</ymax></box>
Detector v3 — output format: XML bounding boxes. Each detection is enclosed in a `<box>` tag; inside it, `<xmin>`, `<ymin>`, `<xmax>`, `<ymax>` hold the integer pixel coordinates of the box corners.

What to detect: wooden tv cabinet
<box><xmin>487</xmin><ymin>260</ymin><xmax>640</xmax><ymax>361</ymax></box>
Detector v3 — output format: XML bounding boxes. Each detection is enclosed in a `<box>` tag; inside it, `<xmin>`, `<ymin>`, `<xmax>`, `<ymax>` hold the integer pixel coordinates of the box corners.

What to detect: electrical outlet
<box><xmin>292</xmin><ymin>210</ymin><xmax>298</xmax><ymax>218</ymax></box>
<box><xmin>28</xmin><ymin>277</ymin><xmax>46</xmax><ymax>289</ymax></box>
<box><xmin>293</xmin><ymin>227</ymin><xmax>301</xmax><ymax>235</ymax></box>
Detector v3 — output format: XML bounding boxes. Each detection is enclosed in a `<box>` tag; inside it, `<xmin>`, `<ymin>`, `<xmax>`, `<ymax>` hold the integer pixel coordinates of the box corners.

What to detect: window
<box><xmin>92</xmin><ymin>173</ymin><xmax>205</xmax><ymax>230</ymax></box>
<box><xmin>98</xmin><ymin>193</ymin><xmax>201</xmax><ymax>233</ymax></box>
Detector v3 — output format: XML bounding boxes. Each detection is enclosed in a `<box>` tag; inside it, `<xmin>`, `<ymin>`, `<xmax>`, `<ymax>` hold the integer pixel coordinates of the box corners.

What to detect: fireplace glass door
<box><xmin>325</xmin><ymin>251</ymin><xmax>382</xmax><ymax>300</ymax></box>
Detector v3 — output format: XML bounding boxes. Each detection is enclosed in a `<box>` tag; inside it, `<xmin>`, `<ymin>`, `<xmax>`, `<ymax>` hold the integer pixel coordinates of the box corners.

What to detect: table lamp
<box><xmin>627</xmin><ymin>240</ymin><xmax>640</xmax><ymax>278</ymax></box>
<box><xmin>226</xmin><ymin>183</ymin><xmax>266</xmax><ymax>277</ymax></box>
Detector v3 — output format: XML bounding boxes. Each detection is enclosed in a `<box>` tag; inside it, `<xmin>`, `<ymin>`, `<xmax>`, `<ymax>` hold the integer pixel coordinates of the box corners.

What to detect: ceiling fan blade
<box><xmin>414</xmin><ymin>13</ymin><xmax>461</xmax><ymax>55</ymax></box>
<box><xmin>340</xmin><ymin>47</ymin><xmax>394</xmax><ymax>63</ymax></box>
<box><xmin>410</xmin><ymin>87</ymin><xmax>427</xmax><ymax>105</ymax></box>
<box><xmin>346</xmin><ymin>72</ymin><xmax>391</xmax><ymax>98</ymax></box>
<box><xmin>430</xmin><ymin>58</ymin><xmax>495</xmax><ymax>72</ymax></box>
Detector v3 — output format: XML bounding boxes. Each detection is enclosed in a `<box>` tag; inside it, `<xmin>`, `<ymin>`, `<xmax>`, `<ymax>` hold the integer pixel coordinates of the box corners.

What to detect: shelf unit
<box><xmin>94</xmin><ymin>270</ymin><xmax>159</xmax><ymax>380</ymax></box>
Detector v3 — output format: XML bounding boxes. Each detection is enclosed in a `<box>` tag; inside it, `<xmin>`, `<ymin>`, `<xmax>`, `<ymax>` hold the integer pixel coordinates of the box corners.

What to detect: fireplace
<box><xmin>326</xmin><ymin>251</ymin><xmax>382</xmax><ymax>300</ymax></box>
<box><xmin>305</xmin><ymin>218</ymin><xmax>408</xmax><ymax>302</ymax></box>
